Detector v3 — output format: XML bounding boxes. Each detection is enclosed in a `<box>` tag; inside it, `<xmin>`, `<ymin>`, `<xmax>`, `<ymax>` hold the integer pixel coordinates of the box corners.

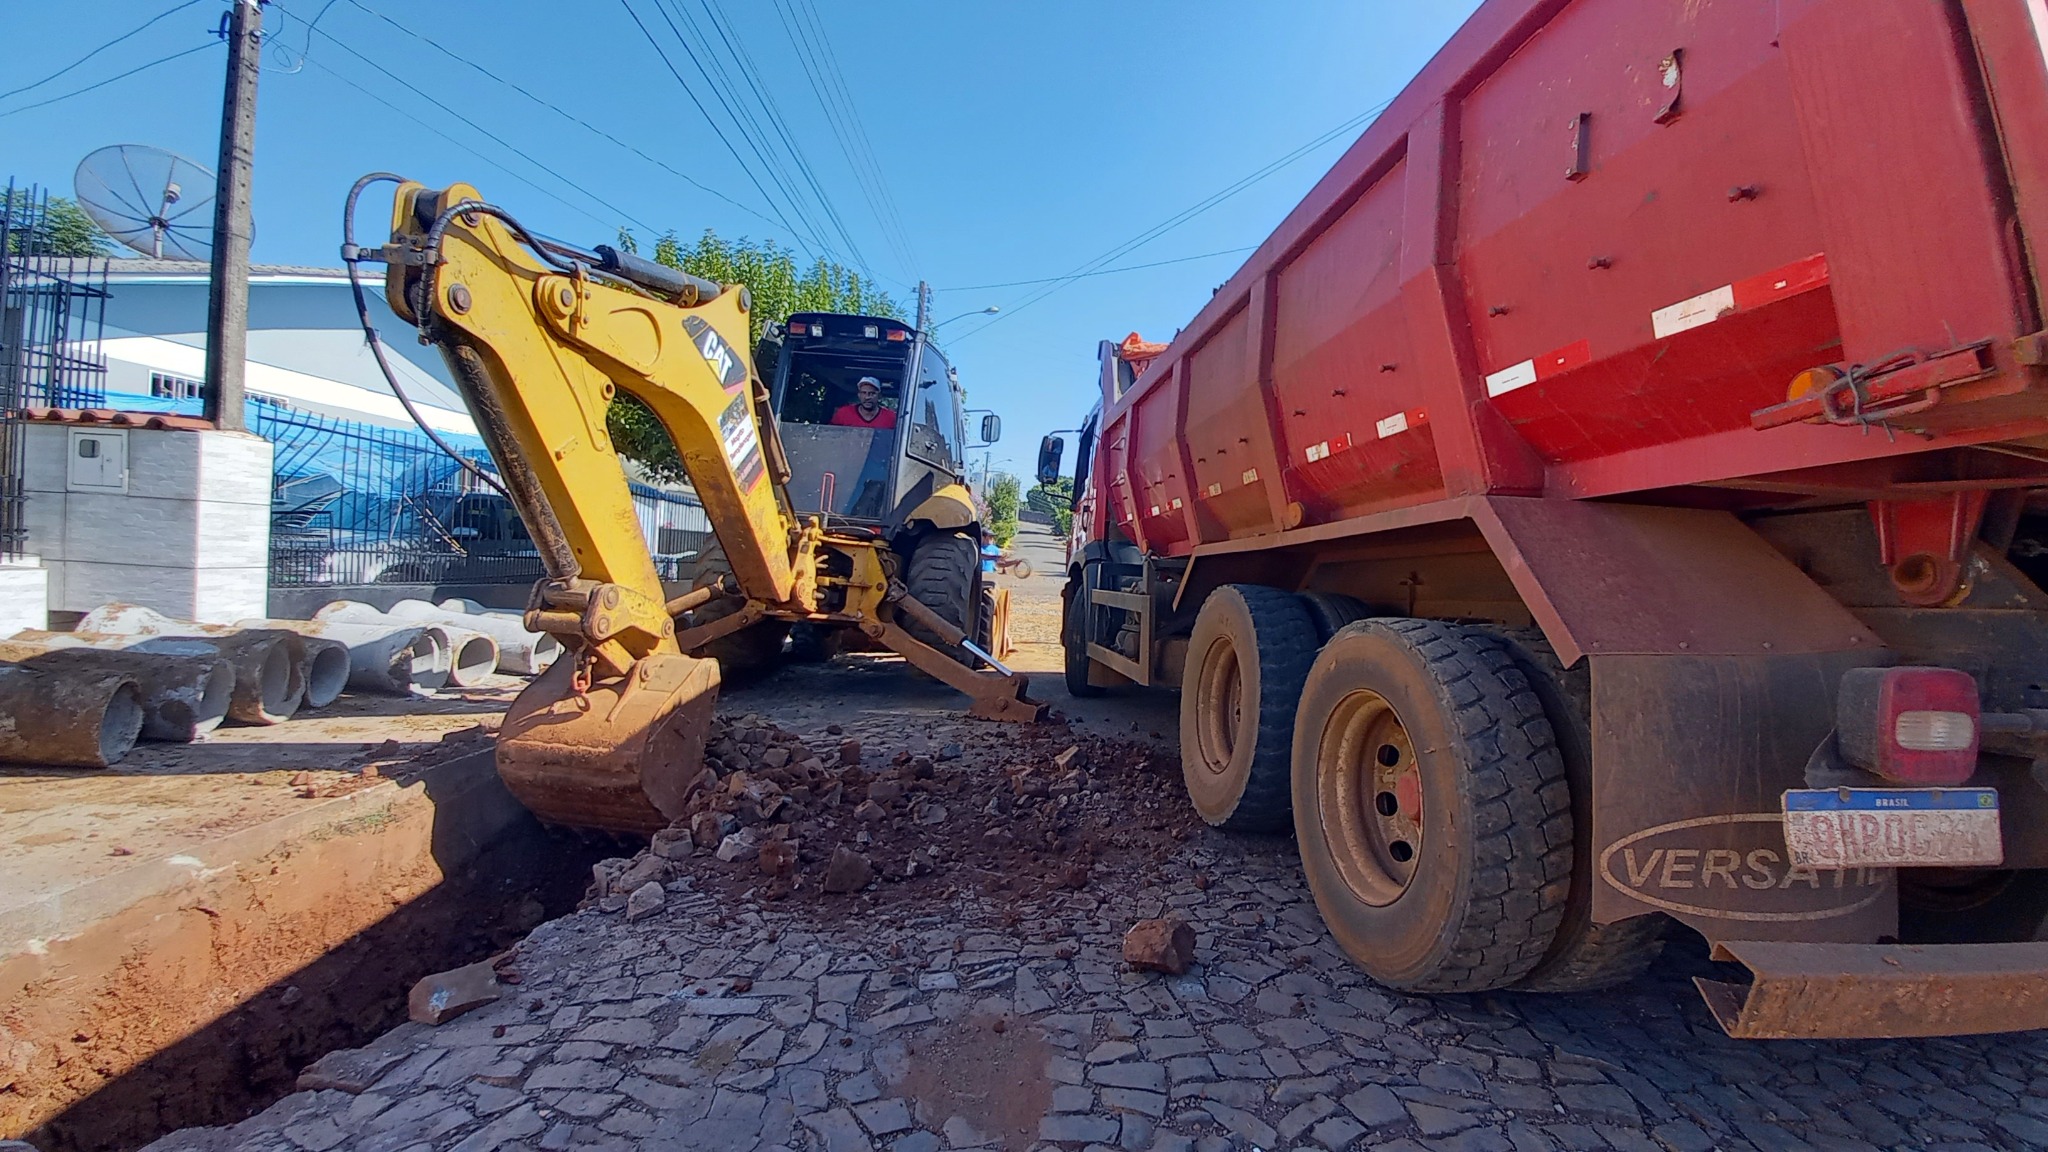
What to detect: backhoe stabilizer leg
<box><xmin>496</xmin><ymin>652</ymin><xmax>721</xmax><ymax>834</ymax></box>
<box><xmin>865</xmin><ymin>619</ymin><xmax>1047</xmax><ymax>723</ymax></box>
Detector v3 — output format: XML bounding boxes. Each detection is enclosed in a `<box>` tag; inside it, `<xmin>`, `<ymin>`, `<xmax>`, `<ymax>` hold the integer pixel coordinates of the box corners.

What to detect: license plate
<box><xmin>1782</xmin><ymin>788</ymin><xmax>2003</xmax><ymax>868</ymax></box>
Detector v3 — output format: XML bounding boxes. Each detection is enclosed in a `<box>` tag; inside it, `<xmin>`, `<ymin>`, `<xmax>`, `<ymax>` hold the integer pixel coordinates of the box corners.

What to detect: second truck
<box><xmin>1044</xmin><ymin>0</ymin><xmax>2048</xmax><ymax>1039</ymax></box>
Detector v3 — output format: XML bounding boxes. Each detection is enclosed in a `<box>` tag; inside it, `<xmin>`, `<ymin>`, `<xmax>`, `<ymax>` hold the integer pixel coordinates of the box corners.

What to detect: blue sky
<box><xmin>1</xmin><ymin>0</ymin><xmax>1481</xmax><ymax>480</ymax></box>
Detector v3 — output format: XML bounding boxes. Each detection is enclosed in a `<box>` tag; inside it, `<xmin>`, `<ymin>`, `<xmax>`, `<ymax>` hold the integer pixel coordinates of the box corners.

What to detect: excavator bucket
<box><xmin>496</xmin><ymin>652</ymin><xmax>720</xmax><ymax>834</ymax></box>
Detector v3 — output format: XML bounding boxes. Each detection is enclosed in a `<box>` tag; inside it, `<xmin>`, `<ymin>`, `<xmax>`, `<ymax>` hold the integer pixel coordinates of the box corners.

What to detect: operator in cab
<box><xmin>830</xmin><ymin>376</ymin><xmax>898</xmax><ymax>430</ymax></box>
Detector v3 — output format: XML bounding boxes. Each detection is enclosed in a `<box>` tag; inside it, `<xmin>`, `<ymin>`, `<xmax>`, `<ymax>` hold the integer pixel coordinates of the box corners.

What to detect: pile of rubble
<box><xmin>584</xmin><ymin>713</ymin><xmax>1206</xmax><ymax>917</ymax></box>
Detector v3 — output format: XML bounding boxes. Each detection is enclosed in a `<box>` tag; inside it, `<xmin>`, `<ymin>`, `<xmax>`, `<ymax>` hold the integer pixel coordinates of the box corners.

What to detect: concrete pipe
<box><xmin>65</xmin><ymin>606</ymin><xmax>305</xmax><ymax>725</ymax></box>
<box><xmin>0</xmin><ymin>641</ymin><xmax>233</xmax><ymax>742</ymax></box>
<box><xmin>357</xmin><ymin>598</ymin><xmax>563</xmax><ymax>676</ymax></box>
<box><xmin>436</xmin><ymin>625</ymin><xmax>500</xmax><ymax>688</ymax></box>
<box><xmin>298</xmin><ymin>637</ymin><xmax>351</xmax><ymax>709</ymax></box>
<box><xmin>0</xmin><ymin>663</ymin><xmax>143</xmax><ymax>766</ymax></box>
<box><xmin>241</xmin><ymin>618</ymin><xmax>451</xmax><ymax>695</ymax></box>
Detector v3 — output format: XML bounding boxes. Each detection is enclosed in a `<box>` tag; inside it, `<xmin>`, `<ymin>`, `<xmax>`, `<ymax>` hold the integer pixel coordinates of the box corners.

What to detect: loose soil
<box><xmin>585</xmin><ymin>707</ymin><xmax>1208</xmax><ymax>918</ymax></box>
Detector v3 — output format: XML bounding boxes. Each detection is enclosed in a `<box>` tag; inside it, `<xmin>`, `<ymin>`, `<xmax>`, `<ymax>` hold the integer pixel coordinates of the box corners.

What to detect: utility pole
<box><xmin>916</xmin><ymin>280</ymin><xmax>930</xmax><ymax>333</ymax></box>
<box><xmin>203</xmin><ymin>0</ymin><xmax>263</xmax><ymax>432</ymax></box>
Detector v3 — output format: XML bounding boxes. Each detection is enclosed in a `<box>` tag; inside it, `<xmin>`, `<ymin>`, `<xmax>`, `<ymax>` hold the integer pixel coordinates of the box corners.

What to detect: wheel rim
<box><xmin>1195</xmin><ymin>638</ymin><xmax>1243</xmax><ymax>775</ymax></box>
<box><xmin>1317</xmin><ymin>688</ymin><xmax>1422</xmax><ymax>906</ymax></box>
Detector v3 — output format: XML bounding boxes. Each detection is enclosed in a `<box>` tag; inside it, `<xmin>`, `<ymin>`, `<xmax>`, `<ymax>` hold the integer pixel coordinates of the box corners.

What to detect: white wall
<box><xmin>0</xmin><ymin>558</ymin><xmax>50</xmax><ymax>635</ymax></box>
<box><xmin>21</xmin><ymin>424</ymin><xmax>272</xmax><ymax>624</ymax></box>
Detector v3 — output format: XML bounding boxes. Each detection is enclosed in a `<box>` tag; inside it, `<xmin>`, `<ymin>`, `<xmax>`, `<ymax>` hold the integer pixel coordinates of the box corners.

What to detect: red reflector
<box><xmin>1837</xmin><ymin>667</ymin><xmax>1980</xmax><ymax>785</ymax></box>
<box><xmin>788</xmin><ymin>322</ymin><xmax>807</xmax><ymax>335</ymax></box>
<box><xmin>886</xmin><ymin>330</ymin><xmax>908</xmax><ymax>341</ymax></box>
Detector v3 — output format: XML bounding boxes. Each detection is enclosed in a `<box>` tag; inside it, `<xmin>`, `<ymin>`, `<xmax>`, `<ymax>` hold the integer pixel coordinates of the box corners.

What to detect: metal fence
<box><xmin>108</xmin><ymin>385</ymin><xmax>713</xmax><ymax>589</ymax></box>
<box><xmin>0</xmin><ymin>183</ymin><xmax>110</xmax><ymax>558</ymax></box>
<box><xmin>257</xmin><ymin>404</ymin><xmax>714</xmax><ymax>588</ymax></box>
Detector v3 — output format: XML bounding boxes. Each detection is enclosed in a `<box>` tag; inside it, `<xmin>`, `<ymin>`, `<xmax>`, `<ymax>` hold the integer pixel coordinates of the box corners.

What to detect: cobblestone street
<box><xmin>139</xmin><ymin>679</ymin><xmax>2048</xmax><ymax>1152</ymax></box>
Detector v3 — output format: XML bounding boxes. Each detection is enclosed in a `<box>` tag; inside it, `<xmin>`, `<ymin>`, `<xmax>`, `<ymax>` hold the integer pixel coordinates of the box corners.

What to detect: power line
<box><xmin>617</xmin><ymin>0</ymin><xmax>820</xmax><ymax>260</ymax></box>
<box><xmin>337</xmin><ymin>0</ymin><xmax>833</xmax><ymax>252</ymax></box>
<box><xmin>297</xmin><ymin>20</ymin><xmax>656</xmax><ymax>233</ymax></box>
<box><xmin>0</xmin><ymin>40</ymin><xmax>220</xmax><ymax>121</ymax></box>
<box><xmin>0</xmin><ymin>0</ymin><xmax>205</xmax><ymax>102</ymax></box>
<box><xmin>938</xmin><ymin>246</ymin><xmax>1259</xmax><ymax>292</ymax></box>
<box><xmin>797</xmin><ymin>0</ymin><xmax>915</xmax><ymax>272</ymax></box>
<box><xmin>688</xmin><ymin>0</ymin><xmax>885</xmax><ymax>283</ymax></box>
<box><xmin>951</xmin><ymin>97</ymin><xmax>1395</xmax><ymax>343</ymax></box>
<box><xmin>773</xmin><ymin>0</ymin><xmax>917</xmax><ymax>280</ymax></box>
<box><xmin>300</xmin><ymin>55</ymin><xmax>618</xmax><ymax>231</ymax></box>
<box><xmin>664</xmin><ymin>0</ymin><xmax>868</xmax><ymax>276</ymax></box>
<box><xmin>640</xmin><ymin>0</ymin><xmax>871</xmax><ymax>277</ymax></box>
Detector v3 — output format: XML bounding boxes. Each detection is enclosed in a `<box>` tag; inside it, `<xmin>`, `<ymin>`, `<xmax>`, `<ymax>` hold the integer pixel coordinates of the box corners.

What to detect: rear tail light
<box><xmin>788</xmin><ymin>322</ymin><xmax>808</xmax><ymax>335</ymax></box>
<box><xmin>886</xmin><ymin>329</ymin><xmax>908</xmax><ymax>341</ymax></box>
<box><xmin>1894</xmin><ymin>709</ymin><xmax>1975</xmax><ymax>751</ymax></box>
<box><xmin>1837</xmin><ymin>666</ymin><xmax>1980</xmax><ymax>785</ymax></box>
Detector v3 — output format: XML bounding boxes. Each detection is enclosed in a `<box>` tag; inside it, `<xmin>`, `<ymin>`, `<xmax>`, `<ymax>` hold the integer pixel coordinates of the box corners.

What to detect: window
<box><xmin>149</xmin><ymin>371</ymin><xmax>203</xmax><ymax>401</ymax></box>
<box><xmin>904</xmin><ymin>345</ymin><xmax>961</xmax><ymax>471</ymax></box>
<box><xmin>775</xmin><ymin>350</ymin><xmax>904</xmax><ymax>426</ymax></box>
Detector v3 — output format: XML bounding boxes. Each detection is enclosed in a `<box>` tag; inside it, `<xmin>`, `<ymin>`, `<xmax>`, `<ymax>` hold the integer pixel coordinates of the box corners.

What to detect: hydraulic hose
<box><xmin>339</xmin><ymin>172</ymin><xmax>510</xmax><ymax>499</ymax></box>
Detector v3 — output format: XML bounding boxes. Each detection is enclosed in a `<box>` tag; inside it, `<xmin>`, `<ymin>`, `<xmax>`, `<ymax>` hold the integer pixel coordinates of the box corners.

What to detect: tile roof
<box><xmin>18</xmin><ymin>408</ymin><xmax>217</xmax><ymax>431</ymax></box>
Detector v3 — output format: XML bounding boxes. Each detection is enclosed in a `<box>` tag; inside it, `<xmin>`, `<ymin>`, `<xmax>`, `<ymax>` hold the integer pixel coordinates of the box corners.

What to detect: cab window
<box><xmin>905</xmin><ymin>346</ymin><xmax>960</xmax><ymax>470</ymax></box>
<box><xmin>777</xmin><ymin>351</ymin><xmax>903</xmax><ymax>426</ymax></box>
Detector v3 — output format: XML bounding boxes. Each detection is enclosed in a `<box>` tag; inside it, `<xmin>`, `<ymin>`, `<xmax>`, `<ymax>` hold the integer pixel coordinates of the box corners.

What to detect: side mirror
<box><xmin>1036</xmin><ymin>435</ymin><xmax>1065</xmax><ymax>485</ymax></box>
<box><xmin>980</xmin><ymin>413</ymin><xmax>1002</xmax><ymax>444</ymax></box>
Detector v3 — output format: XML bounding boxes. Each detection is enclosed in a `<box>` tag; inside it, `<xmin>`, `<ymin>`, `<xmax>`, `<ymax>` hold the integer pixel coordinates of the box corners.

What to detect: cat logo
<box><xmin>683</xmin><ymin>315</ymin><xmax>748</xmax><ymax>394</ymax></box>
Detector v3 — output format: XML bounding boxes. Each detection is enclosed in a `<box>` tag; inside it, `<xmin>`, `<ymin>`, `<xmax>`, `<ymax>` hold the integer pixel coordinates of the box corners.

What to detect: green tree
<box><xmin>605</xmin><ymin>230</ymin><xmax>904</xmax><ymax>483</ymax></box>
<box><xmin>986</xmin><ymin>472</ymin><xmax>1021</xmax><ymax>548</ymax></box>
<box><xmin>3</xmin><ymin>191</ymin><xmax>112</xmax><ymax>257</ymax></box>
<box><xmin>1027</xmin><ymin>476</ymin><xmax>1074</xmax><ymax>537</ymax></box>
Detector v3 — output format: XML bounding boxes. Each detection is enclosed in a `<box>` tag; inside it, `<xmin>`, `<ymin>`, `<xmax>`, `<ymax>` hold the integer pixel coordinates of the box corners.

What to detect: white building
<box><xmin>91</xmin><ymin>258</ymin><xmax>477</xmax><ymax>434</ymax></box>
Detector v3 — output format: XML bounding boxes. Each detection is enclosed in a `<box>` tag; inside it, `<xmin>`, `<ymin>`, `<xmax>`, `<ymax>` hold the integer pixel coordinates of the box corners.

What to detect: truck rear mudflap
<box><xmin>1696</xmin><ymin>939</ymin><xmax>2048</xmax><ymax>1039</ymax></box>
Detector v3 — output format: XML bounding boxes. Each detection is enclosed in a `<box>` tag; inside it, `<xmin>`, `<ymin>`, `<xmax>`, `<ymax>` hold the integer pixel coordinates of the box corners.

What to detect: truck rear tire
<box><xmin>1181</xmin><ymin>585</ymin><xmax>1317</xmax><ymax>833</ymax></box>
<box><xmin>904</xmin><ymin>530</ymin><xmax>978</xmax><ymax>651</ymax></box>
<box><xmin>1480</xmin><ymin>626</ymin><xmax>1667</xmax><ymax>993</ymax></box>
<box><xmin>1062</xmin><ymin>579</ymin><xmax>1105</xmax><ymax>698</ymax></box>
<box><xmin>1291</xmin><ymin>619</ymin><xmax>1571</xmax><ymax>992</ymax></box>
<box><xmin>1299</xmin><ymin>591</ymin><xmax>1371</xmax><ymax>643</ymax></box>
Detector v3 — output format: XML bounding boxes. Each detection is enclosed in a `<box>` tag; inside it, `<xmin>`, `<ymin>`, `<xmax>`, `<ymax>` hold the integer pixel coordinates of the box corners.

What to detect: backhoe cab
<box><xmin>355</xmin><ymin>178</ymin><xmax>1040</xmax><ymax>835</ymax></box>
<box><xmin>715</xmin><ymin>313</ymin><xmax>1007</xmax><ymax>668</ymax></box>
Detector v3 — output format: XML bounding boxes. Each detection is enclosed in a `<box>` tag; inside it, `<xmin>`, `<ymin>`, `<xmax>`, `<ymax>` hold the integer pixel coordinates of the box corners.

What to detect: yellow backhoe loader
<box><xmin>344</xmin><ymin>177</ymin><xmax>1041</xmax><ymax>834</ymax></box>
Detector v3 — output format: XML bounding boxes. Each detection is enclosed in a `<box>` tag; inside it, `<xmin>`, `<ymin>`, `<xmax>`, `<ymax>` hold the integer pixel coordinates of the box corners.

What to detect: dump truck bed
<box><xmin>1100</xmin><ymin>0</ymin><xmax>2048</xmax><ymax>554</ymax></box>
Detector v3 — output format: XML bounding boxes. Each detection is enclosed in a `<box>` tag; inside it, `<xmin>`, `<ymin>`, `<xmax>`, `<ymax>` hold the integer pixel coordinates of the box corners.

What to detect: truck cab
<box><xmin>761</xmin><ymin>313</ymin><xmax>980</xmax><ymax>525</ymax></box>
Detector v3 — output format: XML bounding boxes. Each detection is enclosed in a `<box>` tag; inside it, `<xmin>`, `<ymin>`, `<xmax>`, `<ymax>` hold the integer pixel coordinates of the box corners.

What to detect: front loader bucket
<box><xmin>496</xmin><ymin>652</ymin><xmax>720</xmax><ymax>835</ymax></box>
<box><xmin>1696</xmin><ymin>939</ymin><xmax>2048</xmax><ymax>1039</ymax></box>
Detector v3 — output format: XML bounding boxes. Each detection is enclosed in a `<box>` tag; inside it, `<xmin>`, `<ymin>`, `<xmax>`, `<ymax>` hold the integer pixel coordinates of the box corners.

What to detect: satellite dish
<box><xmin>74</xmin><ymin>144</ymin><xmax>218</xmax><ymax>262</ymax></box>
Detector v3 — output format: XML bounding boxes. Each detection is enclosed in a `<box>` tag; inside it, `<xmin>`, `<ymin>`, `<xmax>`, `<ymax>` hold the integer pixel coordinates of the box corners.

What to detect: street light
<box><xmin>933</xmin><ymin>305</ymin><xmax>999</xmax><ymax>329</ymax></box>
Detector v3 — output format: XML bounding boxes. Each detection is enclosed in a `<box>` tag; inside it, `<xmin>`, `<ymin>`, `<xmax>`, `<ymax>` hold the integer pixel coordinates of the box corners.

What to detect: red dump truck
<box><xmin>1039</xmin><ymin>0</ymin><xmax>2048</xmax><ymax>1038</ymax></box>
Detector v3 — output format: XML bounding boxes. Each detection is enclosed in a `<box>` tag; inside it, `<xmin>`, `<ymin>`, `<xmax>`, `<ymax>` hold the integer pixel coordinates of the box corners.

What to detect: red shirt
<box><xmin>830</xmin><ymin>403</ymin><xmax>897</xmax><ymax>429</ymax></box>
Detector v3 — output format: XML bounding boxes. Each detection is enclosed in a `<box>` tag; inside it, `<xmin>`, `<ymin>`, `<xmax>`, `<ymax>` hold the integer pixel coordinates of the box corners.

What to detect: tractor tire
<box><xmin>903</xmin><ymin>530</ymin><xmax>978</xmax><ymax>651</ymax></box>
<box><xmin>1479</xmin><ymin>626</ymin><xmax>1667</xmax><ymax>993</ymax></box>
<box><xmin>1298</xmin><ymin>591</ymin><xmax>1371</xmax><ymax>644</ymax></box>
<box><xmin>686</xmin><ymin>542</ymin><xmax>789</xmax><ymax>677</ymax></box>
<box><xmin>1181</xmin><ymin>585</ymin><xmax>1318</xmax><ymax>833</ymax></box>
<box><xmin>1291</xmin><ymin>619</ymin><xmax>1571</xmax><ymax>992</ymax></box>
<box><xmin>1062</xmin><ymin>578</ymin><xmax>1105</xmax><ymax>698</ymax></box>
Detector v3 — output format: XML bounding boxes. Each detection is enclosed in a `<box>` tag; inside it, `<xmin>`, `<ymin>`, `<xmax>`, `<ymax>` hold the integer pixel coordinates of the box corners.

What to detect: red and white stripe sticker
<box><xmin>1485</xmin><ymin>339</ymin><xmax>1592</xmax><ymax>397</ymax></box>
<box><xmin>1305</xmin><ymin>433</ymin><xmax>1353</xmax><ymax>462</ymax></box>
<box><xmin>1377</xmin><ymin>407</ymin><xmax>1429</xmax><ymax>439</ymax></box>
<box><xmin>1651</xmin><ymin>254</ymin><xmax>1830</xmax><ymax>340</ymax></box>
<box><xmin>1486</xmin><ymin>255</ymin><xmax>1829</xmax><ymax>397</ymax></box>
